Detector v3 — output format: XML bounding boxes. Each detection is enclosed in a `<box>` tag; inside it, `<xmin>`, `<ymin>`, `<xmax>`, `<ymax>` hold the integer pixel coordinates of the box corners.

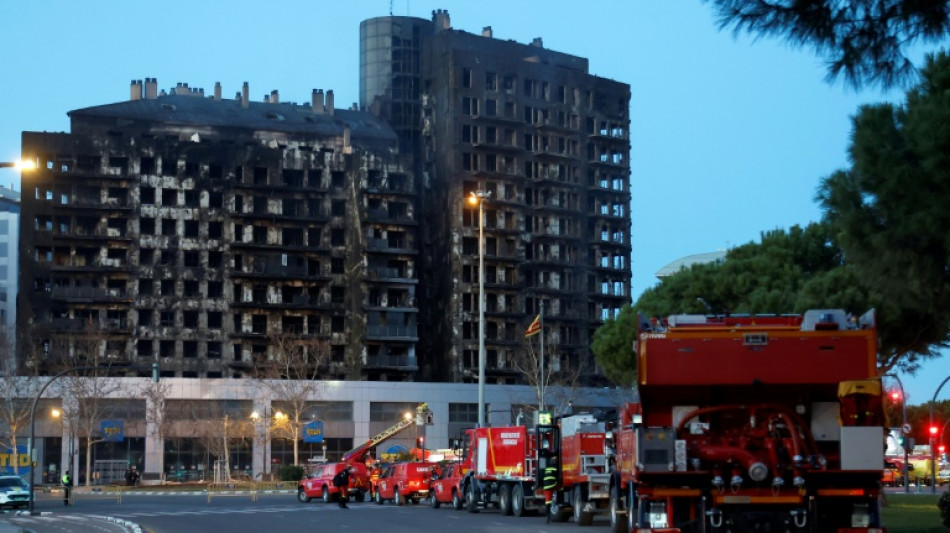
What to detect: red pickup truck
<box><xmin>297</xmin><ymin>462</ymin><xmax>370</xmax><ymax>503</ymax></box>
<box><xmin>430</xmin><ymin>462</ymin><xmax>466</xmax><ymax>509</ymax></box>
<box><xmin>374</xmin><ymin>461</ymin><xmax>436</xmax><ymax>505</ymax></box>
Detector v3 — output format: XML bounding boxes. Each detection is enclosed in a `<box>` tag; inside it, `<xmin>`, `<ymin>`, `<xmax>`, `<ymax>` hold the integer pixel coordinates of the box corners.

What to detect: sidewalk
<box><xmin>0</xmin><ymin>521</ymin><xmax>25</xmax><ymax>533</ymax></box>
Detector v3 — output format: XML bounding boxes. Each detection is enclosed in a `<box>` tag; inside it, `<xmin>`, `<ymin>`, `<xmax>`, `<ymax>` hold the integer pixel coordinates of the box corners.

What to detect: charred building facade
<box><xmin>19</xmin><ymin>82</ymin><xmax>420</xmax><ymax>380</ymax></box>
<box><xmin>18</xmin><ymin>10</ymin><xmax>630</xmax><ymax>385</ymax></box>
<box><xmin>361</xmin><ymin>11</ymin><xmax>631</xmax><ymax>385</ymax></box>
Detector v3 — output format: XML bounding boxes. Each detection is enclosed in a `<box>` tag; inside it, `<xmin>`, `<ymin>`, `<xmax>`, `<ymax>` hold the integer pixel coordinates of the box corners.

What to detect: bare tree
<box><xmin>253</xmin><ymin>332</ymin><xmax>330</xmax><ymax>467</ymax></box>
<box><xmin>50</xmin><ymin>327</ymin><xmax>122</xmax><ymax>487</ymax></box>
<box><xmin>0</xmin><ymin>328</ymin><xmax>40</xmax><ymax>476</ymax></box>
<box><xmin>180</xmin><ymin>400</ymin><xmax>253</xmax><ymax>483</ymax></box>
<box><xmin>510</xmin><ymin>335</ymin><xmax>584</xmax><ymax>417</ymax></box>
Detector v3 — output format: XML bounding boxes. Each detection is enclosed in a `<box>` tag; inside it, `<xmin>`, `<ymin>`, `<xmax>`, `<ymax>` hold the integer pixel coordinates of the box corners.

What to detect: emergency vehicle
<box><xmin>297</xmin><ymin>402</ymin><xmax>431</xmax><ymax>504</ymax></box>
<box><xmin>457</xmin><ymin>421</ymin><xmax>558</xmax><ymax>516</ymax></box>
<box><xmin>545</xmin><ymin>412</ymin><xmax>614</xmax><ymax>525</ymax></box>
<box><xmin>373</xmin><ymin>461</ymin><xmax>436</xmax><ymax>505</ymax></box>
<box><xmin>609</xmin><ymin>309</ymin><xmax>888</xmax><ymax>533</ymax></box>
<box><xmin>430</xmin><ymin>462</ymin><xmax>467</xmax><ymax>509</ymax></box>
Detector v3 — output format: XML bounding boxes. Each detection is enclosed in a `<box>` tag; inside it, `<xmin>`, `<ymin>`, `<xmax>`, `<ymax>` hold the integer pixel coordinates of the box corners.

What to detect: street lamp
<box><xmin>468</xmin><ymin>190</ymin><xmax>490</xmax><ymax>428</ymax></box>
<box><xmin>0</xmin><ymin>160</ymin><xmax>36</xmax><ymax>170</ymax></box>
<box><xmin>27</xmin><ymin>363</ymin><xmax>158</xmax><ymax>514</ymax></box>
<box><xmin>885</xmin><ymin>374</ymin><xmax>910</xmax><ymax>493</ymax></box>
<box><xmin>929</xmin><ymin>375</ymin><xmax>950</xmax><ymax>494</ymax></box>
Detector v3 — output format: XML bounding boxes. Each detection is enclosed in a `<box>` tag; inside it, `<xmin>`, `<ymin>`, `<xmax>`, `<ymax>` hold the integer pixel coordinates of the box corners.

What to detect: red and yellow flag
<box><xmin>524</xmin><ymin>314</ymin><xmax>541</xmax><ymax>338</ymax></box>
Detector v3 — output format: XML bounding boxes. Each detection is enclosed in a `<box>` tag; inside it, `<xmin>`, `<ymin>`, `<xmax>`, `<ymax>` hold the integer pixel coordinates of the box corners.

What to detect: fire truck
<box><xmin>456</xmin><ymin>411</ymin><xmax>612</xmax><ymax>523</ymax></box>
<box><xmin>551</xmin><ymin>413</ymin><xmax>613</xmax><ymax>525</ymax></box>
<box><xmin>609</xmin><ymin>309</ymin><xmax>888</xmax><ymax>533</ymax></box>
<box><xmin>297</xmin><ymin>402</ymin><xmax>430</xmax><ymax>503</ymax></box>
<box><xmin>457</xmin><ymin>423</ymin><xmax>554</xmax><ymax>516</ymax></box>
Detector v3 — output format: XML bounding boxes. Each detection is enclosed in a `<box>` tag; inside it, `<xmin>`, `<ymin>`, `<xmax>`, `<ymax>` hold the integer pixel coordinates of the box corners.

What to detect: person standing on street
<box><xmin>61</xmin><ymin>470</ymin><xmax>73</xmax><ymax>506</ymax></box>
<box><xmin>332</xmin><ymin>465</ymin><xmax>352</xmax><ymax>509</ymax></box>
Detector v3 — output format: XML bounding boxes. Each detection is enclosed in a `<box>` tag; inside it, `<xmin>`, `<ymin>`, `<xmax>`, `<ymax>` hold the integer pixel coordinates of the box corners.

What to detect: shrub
<box><xmin>278</xmin><ymin>465</ymin><xmax>305</xmax><ymax>482</ymax></box>
<box><xmin>938</xmin><ymin>490</ymin><xmax>950</xmax><ymax>528</ymax></box>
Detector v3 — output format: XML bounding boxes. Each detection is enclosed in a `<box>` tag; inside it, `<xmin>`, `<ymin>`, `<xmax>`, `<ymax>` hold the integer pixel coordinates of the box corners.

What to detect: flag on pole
<box><xmin>525</xmin><ymin>314</ymin><xmax>542</xmax><ymax>337</ymax></box>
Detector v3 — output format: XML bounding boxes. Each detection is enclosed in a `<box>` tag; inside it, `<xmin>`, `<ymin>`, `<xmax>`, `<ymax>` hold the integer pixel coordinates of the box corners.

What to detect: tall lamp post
<box><xmin>885</xmin><ymin>374</ymin><xmax>910</xmax><ymax>493</ymax></box>
<box><xmin>27</xmin><ymin>363</ymin><xmax>158</xmax><ymax>514</ymax></box>
<box><xmin>930</xmin><ymin>375</ymin><xmax>950</xmax><ymax>494</ymax></box>
<box><xmin>468</xmin><ymin>191</ymin><xmax>490</xmax><ymax>428</ymax></box>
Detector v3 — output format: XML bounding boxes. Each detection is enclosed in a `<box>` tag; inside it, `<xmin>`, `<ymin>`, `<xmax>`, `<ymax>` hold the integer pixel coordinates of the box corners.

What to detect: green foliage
<box><xmin>706</xmin><ymin>0</ymin><xmax>950</xmax><ymax>89</ymax></box>
<box><xmin>277</xmin><ymin>465</ymin><xmax>304</xmax><ymax>482</ymax></box>
<box><xmin>939</xmin><ymin>491</ymin><xmax>950</xmax><ymax>528</ymax></box>
<box><xmin>636</xmin><ymin>222</ymin><xmax>857</xmax><ymax>317</ymax></box>
<box><xmin>884</xmin><ymin>494</ymin><xmax>945</xmax><ymax>532</ymax></box>
<box><xmin>591</xmin><ymin>305</ymin><xmax>639</xmax><ymax>386</ymax></box>
<box><xmin>818</xmin><ymin>51</ymin><xmax>950</xmax><ymax>374</ymax></box>
<box><xmin>592</xmin><ymin>223</ymin><xmax>859</xmax><ymax>385</ymax></box>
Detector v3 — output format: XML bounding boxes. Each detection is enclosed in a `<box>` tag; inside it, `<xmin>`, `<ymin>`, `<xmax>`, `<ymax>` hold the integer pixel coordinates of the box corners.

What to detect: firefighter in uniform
<box><xmin>543</xmin><ymin>465</ymin><xmax>558</xmax><ymax>522</ymax></box>
<box><xmin>540</xmin><ymin>433</ymin><xmax>558</xmax><ymax>522</ymax></box>
<box><xmin>61</xmin><ymin>470</ymin><xmax>73</xmax><ymax>506</ymax></box>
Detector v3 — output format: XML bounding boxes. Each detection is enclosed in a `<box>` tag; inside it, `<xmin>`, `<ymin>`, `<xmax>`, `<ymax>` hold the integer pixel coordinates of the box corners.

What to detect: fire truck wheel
<box><xmin>609</xmin><ymin>485</ymin><xmax>628</xmax><ymax>533</ymax></box>
<box><xmin>452</xmin><ymin>489</ymin><xmax>463</xmax><ymax>510</ymax></box>
<box><xmin>431</xmin><ymin>493</ymin><xmax>441</xmax><ymax>509</ymax></box>
<box><xmin>551</xmin><ymin>499</ymin><xmax>570</xmax><ymax>523</ymax></box>
<box><xmin>465</xmin><ymin>482</ymin><xmax>479</xmax><ymax>513</ymax></box>
<box><xmin>511</xmin><ymin>483</ymin><xmax>526</xmax><ymax>517</ymax></box>
<box><xmin>498</xmin><ymin>484</ymin><xmax>513</xmax><ymax>516</ymax></box>
<box><xmin>297</xmin><ymin>488</ymin><xmax>311</xmax><ymax>503</ymax></box>
<box><xmin>573</xmin><ymin>485</ymin><xmax>593</xmax><ymax>526</ymax></box>
<box><xmin>322</xmin><ymin>486</ymin><xmax>332</xmax><ymax>504</ymax></box>
<box><xmin>626</xmin><ymin>486</ymin><xmax>636</xmax><ymax>532</ymax></box>
<box><xmin>375</xmin><ymin>490</ymin><xmax>383</xmax><ymax>505</ymax></box>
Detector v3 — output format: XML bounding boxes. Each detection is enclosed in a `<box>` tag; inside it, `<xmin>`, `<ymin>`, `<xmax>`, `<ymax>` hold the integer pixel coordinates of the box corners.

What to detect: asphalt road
<box><xmin>1</xmin><ymin>493</ymin><xmax>606</xmax><ymax>533</ymax></box>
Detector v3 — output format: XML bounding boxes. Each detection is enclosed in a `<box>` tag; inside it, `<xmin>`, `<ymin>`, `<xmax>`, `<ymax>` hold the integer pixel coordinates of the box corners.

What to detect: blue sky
<box><xmin>0</xmin><ymin>1</ymin><xmax>944</xmax><ymax>402</ymax></box>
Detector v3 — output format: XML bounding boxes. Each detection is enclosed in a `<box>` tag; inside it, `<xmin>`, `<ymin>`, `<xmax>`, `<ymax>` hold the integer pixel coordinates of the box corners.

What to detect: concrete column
<box><xmin>144</xmin><ymin>396</ymin><xmax>164</xmax><ymax>482</ymax></box>
<box><xmin>353</xmin><ymin>400</ymin><xmax>370</xmax><ymax>449</ymax></box>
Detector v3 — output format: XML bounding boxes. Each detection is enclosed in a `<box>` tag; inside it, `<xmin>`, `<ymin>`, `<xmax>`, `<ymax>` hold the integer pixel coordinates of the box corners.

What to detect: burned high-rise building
<box><xmin>19</xmin><ymin>82</ymin><xmax>420</xmax><ymax>380</ymax></box>
<box><xmin>19</xmin><ymin>10</ymin><xmax>630</xmax><ymax>385</ymax></box>
<box><xmin>362</xmin><ymin>11</ymin><xmax>631</xmax><ymax>385</ymax></box>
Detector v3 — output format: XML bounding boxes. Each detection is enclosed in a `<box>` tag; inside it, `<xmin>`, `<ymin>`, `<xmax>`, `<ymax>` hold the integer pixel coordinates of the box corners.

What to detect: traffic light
<box><xmin>416</xmin><ymin>436</ymin><xmax>424</xmax><ymax>448</ymax></box>
<box><xmin>939</xmin><ymin>444</ymin><xmax>946</xmax><ymax>454</ymax></box>
<box><xmin>930</xmin><ymin>425</ymin><xmax>939</xmax><ymax>437</ymax></box>
<box><xmin>890</xmin><ymin>390</ymin><xmax>901</xmax><ymax>402</ymax></box>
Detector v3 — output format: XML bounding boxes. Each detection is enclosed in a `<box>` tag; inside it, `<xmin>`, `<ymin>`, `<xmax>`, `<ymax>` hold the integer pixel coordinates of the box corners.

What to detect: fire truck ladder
<box><xmin>342</xmin><ymin>403</ymin><xmax>431</xmax><ymax>462</ymax></box>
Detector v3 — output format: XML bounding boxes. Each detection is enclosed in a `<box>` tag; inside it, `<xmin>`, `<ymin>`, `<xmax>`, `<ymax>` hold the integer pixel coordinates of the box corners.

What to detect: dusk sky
<box><xmin>0</xmin><ymin>1</ymin><xmax>944</xmax><ymax>403</ymax></box>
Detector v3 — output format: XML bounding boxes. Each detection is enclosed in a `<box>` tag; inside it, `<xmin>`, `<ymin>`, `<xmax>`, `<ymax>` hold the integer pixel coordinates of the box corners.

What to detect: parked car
<box><xmin>0</xmin><ymin>476</ymin><xmax>30</xmax><ymax>509</ymax></box>
<box><xmin>937</xmin><ymin>469</ymin><xmax>950</xmax><ymax>485</ymax></box>
<box><xmin>430</xmin><ymin>462</ymin><xmax>466</xmax><ymax>509</ymax></box>
<box><xmin>297</xmin><ymin>462</ymin><xmax>370</xmax><ymax>504</ymax></box>
<box><xmin>374</xmin><ymin>461</ymin><xmax>435</xmax><ymax>505</ymax></box>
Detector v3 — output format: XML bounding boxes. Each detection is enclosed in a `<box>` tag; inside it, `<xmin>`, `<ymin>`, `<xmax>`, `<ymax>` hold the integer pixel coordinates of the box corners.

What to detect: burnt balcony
<box><xmin>364</xmin><ymin>354</ymin><xmax>418</xmax><ymax>370</ymax></box>
<box><xmin>51</xmin><ymin>286</ymin><xmax>131</xmax><ymax>302</ymax></box>
<box><xmin>365</xmin><ymin>325</ymin><xmax>418</xmax><ymax>341</ymax></box>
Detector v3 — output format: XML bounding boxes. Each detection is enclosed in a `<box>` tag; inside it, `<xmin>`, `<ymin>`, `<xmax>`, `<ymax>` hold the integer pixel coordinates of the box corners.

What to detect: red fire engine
<box><xmin>297</xmin><ymin>402</ymin><xmax>430</xmax><ymax>504</ymax></box>
<box><xmin>550</xmin><ymin>413</ymin><xmax>613</xmax><ymax>525</ymax></box>
<box><xmin>609</xmin><ymin>309</ymin><xmax>887</xmax><ymax>533</ymax></box>
<box><xmin>458</xmin><ymin>424</ymin><xmax>555</xmax><ymax>516</ymax></box>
